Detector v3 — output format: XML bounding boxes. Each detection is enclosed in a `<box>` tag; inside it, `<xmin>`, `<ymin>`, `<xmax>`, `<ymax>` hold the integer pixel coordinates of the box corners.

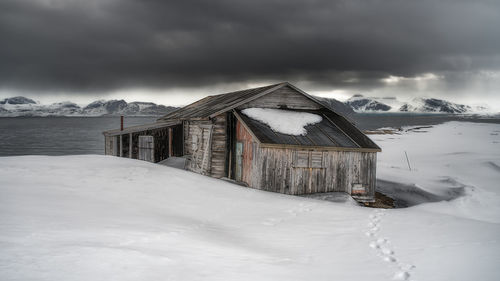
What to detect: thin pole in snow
<box><xmin>404</xmin><ymin>151</ymin><xmax>412</xmax><ymax>171</ymax></box>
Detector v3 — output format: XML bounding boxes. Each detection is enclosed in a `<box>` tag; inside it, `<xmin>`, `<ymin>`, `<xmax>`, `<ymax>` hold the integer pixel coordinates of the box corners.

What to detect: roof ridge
<box><xmin>216</xmin><ymin>82</ymin><xmax>286</xmax><ymax>96</ymax></box>
<box><xmin>157</xmin><ymin>82</ymin><xmax>288</xmax><ymax>121</ymax></box>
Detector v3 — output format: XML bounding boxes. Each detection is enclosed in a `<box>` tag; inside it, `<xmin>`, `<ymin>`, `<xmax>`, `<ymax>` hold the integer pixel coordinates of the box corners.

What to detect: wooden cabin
<box><xmin>103</xmin><ymin>82</ymin><xmax>381</xmax><ymax>202</ymax></box>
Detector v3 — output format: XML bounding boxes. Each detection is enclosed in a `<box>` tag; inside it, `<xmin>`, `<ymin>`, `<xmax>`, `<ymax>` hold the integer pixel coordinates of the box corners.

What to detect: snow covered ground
<box><xmin>1</xmin><ymin>121</ymin><xmax>499</xmax><ymax>281</ymax></box>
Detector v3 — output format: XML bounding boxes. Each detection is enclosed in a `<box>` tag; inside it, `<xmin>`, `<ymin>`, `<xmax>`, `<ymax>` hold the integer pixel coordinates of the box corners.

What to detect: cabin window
<box><xmin>311</xmin><ymin>152</ymin><xmax>323</xmax><ymax>168</ymax></box>
<box><xmin>295</xmin><ymin>151</ymin><xmax>309</xmax><ymax>168</ymax></box>
<box><xmin>293</xmin><ymin>151</ymin><xmax>325</xmax><ymax>168</ymax></box>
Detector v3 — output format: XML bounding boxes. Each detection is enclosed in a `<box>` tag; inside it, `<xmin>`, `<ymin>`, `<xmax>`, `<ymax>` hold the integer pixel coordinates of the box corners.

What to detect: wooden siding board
<box><xmin>209</xmin><ymin>114</ymin><xmax>227</xmax><ymax>178</ymax></box>
<box><xmin>249</xmin><ymin>146</ymin><xmax>376</xmax><ymax>199</ymax></box>
<box><xmin>236</xmin><ymin>118</ymin><xmax>255</xmax><ymax>185</ymax></box>
<box><xmin>237</xmin><ymin>86</ymin><xmax>322</xmax><ymax>110</ymax></box>
<box><xmin>159</xmin><ymin>83</ymin><xmax>285</xmax><ymax>120</ymax></box>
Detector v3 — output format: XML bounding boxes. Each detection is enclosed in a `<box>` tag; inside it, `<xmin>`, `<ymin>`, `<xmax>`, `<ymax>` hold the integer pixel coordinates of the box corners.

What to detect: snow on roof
<box><xmin>241</xmin><ymin>108</ymin><xmax>322</xmax><ymax>136</ymax></box>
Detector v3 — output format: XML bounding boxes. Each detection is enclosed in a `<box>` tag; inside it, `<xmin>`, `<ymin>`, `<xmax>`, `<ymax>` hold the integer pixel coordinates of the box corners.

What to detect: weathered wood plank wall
<box><xmin>247</xmin><ymin>147</ymin><xmax>376</xmax><ymax>198</ymax></box>
<box><xmin>237</xmin><ymin>86</ymin><xmax>322</xmax><ymax>110</ymax></box>
<box><xmin>210</xmin><ymin>114</ymin><xmax>227</xmax><ymax>178</ymax></box>
<box><xmin>184</xmin><ymin>116</ymin><xmax>227</xmax><ymax>178</ymax></box>
<box><xmin>104</xmin><ymin>136</ymin><xmax>116</xmax><ymax>155</ymax></box>
<box><xmin>236</xmin><ymin>119</ymin><xmax>254</xmax><ymax>184</ymax></box>
<box><xmin>184</xmin><ymin>120</ymin><xmax>212</xmax><ymax>174</ymax></box>
<box><xmin>131</xmin><ymin>127</ymin><xmax>169</xmax><ymax>162</ymax></box>
<box><xmin>138</xmin><ymin>135</ymin><xmax>154</xmax><ymax>162</ymax></box>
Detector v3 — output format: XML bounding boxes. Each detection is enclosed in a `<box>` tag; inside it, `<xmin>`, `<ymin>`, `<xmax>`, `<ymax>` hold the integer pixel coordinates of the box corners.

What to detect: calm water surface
<box><xmin>0</xmin><ymin>114</ymin><xmax>499</xmax><ymax>156</ymax></box>
<box><xmin>0</xmin><ymin>117</ymin><xmax>156</xmax><ymax>156</ymax></box>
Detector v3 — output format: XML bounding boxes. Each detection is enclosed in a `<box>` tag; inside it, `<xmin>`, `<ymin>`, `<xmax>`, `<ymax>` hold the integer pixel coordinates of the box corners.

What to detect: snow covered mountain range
<box><xmin>345</xmin><ymin>94</ymin><xmax>490</xmax><ymax>114</ymax></box>
<box><xmin>0</xmin><ymin>97</ymin><xmax>178</xmax><ymax>117</ymax></box>
<box><xmin>0</xmin><ymin>94</ymin><xmax>494</xmax><ymax>117</ymax></box>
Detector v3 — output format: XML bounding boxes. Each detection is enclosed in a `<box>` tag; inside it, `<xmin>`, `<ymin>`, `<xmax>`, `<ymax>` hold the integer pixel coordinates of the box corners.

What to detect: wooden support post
<box><xmin>129</xmin><ymin>133</ymin><xmax>133</xmax><ymax>158</ymax></box>
<box><xmin>119</xmin><ymin>134</ymin><xmax>123</xmax><ymax>157</ymax></box>
<box><xmin>168</xmin><ymin>127</ymin><xmax>173</xmax><ymax>157</ymax></box>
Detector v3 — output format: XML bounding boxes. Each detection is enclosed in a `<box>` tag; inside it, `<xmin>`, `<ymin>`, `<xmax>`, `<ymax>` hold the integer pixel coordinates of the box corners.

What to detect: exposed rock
<box><xmin>0</xmin><ymin>96</ymin><xmax>37</xmax><ymax>105</ymax></box>
<box><xmin>315</xmin><ymin>96</ymin><xmax>355</xmax><ymax>116</ymax></box>
<box><xmin>0</xmin><ymin>96</ymin><xmax>178</xmax><ymax>117</ymax></box>
<box><xmin>399</xmin><ymin>98</ymin><xmax>471</xmax><ymax>113</ymax></box>
<box><xmin>345</xmin><ymin>95</ymin><xmax>392</xmax><ymax>112</ymax></box>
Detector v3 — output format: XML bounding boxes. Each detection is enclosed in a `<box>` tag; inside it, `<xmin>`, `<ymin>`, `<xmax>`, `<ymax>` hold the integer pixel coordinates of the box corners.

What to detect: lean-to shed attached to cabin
<box><xmin>103</xmin><ymin>82</ymin><xmax>381</xmax><ymax>202</ymax></box>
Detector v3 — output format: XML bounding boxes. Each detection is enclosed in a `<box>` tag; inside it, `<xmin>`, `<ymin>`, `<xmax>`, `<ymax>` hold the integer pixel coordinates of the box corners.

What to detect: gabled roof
<box><xmin>235</xmin><ymin>109</ymin><xmax>380</xmax><ymax>151</ymax></box>
<box><xmin>157</xmin><ymin>83</ymin><xmax>284</xmax><ymax>120</ymax></box>
<box><xmin>158</xmin><ymin>82</ymin><xmax>341</xmax><ymax>121</ymax></box>
<box><xmin>157</xmin><ymin>82</ymin><xmax>379</xmax><ymax>150</ymax></box>
<box><xmin>236</xmin><ymin>110</ymin><xmax>359</xmax><ymax>148</ymax></box>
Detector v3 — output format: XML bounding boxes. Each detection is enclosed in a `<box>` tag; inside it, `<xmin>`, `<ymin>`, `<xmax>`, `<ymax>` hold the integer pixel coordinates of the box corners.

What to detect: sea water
<box><xmin>0</xmin><ymin>114</ymin><xmax>498</xmax><ymax>156</ymax></box>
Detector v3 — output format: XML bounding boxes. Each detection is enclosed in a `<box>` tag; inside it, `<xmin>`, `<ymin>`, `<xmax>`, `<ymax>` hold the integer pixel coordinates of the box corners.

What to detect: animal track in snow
<box><xmin>366</xmin><ymin>209</ymin><xmax>415</xmax><ymax>280</ymax></box>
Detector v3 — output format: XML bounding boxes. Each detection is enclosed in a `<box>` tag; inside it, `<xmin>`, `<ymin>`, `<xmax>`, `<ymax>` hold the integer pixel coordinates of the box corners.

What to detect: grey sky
<box><xmin>1</xmin><ymin>0</ymin><xmax>499</xmax><ymax>107</ymax></box>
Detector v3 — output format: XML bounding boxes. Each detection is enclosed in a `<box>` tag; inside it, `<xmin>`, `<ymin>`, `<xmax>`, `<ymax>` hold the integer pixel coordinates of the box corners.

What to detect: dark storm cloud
<box><xmin>1</xmin><ymin>0</ymin><xmax>499</xmax><ymax>93</ymax></box>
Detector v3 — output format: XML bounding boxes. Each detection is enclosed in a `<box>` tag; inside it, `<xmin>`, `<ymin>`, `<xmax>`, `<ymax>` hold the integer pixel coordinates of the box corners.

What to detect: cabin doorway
<box><xmin>235</xmin><ymin>142</ymin><xmax>243</xmax><ymax>181</ymax></box>
<box><xmin>170</xmin><ymin>124</ymin><xmax>184</xmax><ymax>157</ymax></box>
<box><xmin>138</xmin><ymin>135</ymin><xmax>154</xmax><ymax>162</ymax></box>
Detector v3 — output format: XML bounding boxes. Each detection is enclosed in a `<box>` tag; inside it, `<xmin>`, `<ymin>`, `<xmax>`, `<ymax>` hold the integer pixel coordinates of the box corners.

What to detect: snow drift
<box><xmin>0</xmin><ymin>121</ymin><xmax>499</xmax><ymax>281</ymax></box>
<box><xmin>241</xmin><ymin>108</ymin><xmax>322</xmax><ymax>135</ymax></box>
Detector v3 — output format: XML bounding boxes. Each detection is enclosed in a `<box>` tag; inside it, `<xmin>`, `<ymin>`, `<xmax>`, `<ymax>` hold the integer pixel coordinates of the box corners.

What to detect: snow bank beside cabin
<box><xmin>372</xmin><ymin>122</ymin><xmax>500</xmax><ymax>223</ymax></box>
<box><xmin>1</xmin><ymin>121</ymin><xmax>500</xmax><ymax>281</ymax></box>
<box><xmin>241</xmin><ymin>108</ymin><xmax>322</xmax><ymax>135</ymax></box>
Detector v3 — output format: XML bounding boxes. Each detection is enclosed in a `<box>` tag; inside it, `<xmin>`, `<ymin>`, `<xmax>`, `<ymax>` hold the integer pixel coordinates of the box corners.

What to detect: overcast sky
<box><xmin>1</xmin><ymin>0</ymin><xmax>499</xmax><ymax>107</ymax></box>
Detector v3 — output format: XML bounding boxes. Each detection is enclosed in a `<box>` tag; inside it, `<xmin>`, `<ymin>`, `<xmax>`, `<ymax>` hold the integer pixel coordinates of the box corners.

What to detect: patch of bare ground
<box><xmin>364</xmin><ymin>125</ymin><xmax>434</xmax><ymax>135</ymax></box>
<box><xmin>364</xmin><ymin>192</ymin><xmax>395</xmax><ymax>209</ymax></box>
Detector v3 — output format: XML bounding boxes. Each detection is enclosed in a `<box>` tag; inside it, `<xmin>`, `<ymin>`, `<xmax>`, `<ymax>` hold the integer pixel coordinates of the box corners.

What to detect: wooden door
<box><xmin>115</xmin><ymin>137</ymin><xmax>119</xmax><ymax>156</ymax></box>
<box><xmin>138</xmin><ymin>135</ymin><xmax>154</xmax><ymax>162</ymax></box>
<box><xmin>190</xmin><ymin>126</ymin><xmax>213</xmax><ymax>175</ymax></box>
<box><xmin>235</xmin><ymin>142</ymin><xmax>243</xmax><ymax>182</ymax></box>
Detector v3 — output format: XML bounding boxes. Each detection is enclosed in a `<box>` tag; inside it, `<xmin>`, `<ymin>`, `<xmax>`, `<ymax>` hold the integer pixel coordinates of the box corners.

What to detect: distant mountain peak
<box><xmin>344</xmin><ymin>95</ymin><xmax>486</xmax><ymax>114</ymax></box>
<box><xmin>0</xmin><ymin>96</ymin><xmax>178</xmax><ymax>117</ymax></box>
<box><xmin>0</xmin><ymin>96</ymin><xmax>37</xmax><ymax>105</ymax></box>
<box><xmin>314</xmin><ymin>96</ymin><xmax>354</xmax><ymax>116</ymax></box>
<box><xmin>345</xmin><ymin>95</ymin><xmax>392</xmax><ymax>112</ymax></box>
<box><xmin>399</xmin><ymin>97</ymin><xmax>471</xmax><ymax>114</ymax></box>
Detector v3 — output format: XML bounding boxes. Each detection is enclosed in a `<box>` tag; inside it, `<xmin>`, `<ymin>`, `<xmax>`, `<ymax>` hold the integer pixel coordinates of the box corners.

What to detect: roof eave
<box><xmin>102</xmin><ymin>120</ymin><xmax>181</xmax><ymax>136</ymax></box>
<box><xmin>259</xmin><ymin>143</ymin><xmax>381</xmax><ymax>153</ymax></box>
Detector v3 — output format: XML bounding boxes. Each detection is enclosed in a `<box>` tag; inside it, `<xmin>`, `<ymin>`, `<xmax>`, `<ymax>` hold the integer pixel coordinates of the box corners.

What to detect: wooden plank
<box><xmin>237</xmin><ymin>86</ymin><xmax>322</xmax><ymax>110</ymax></box>
<box><xmin>259</xmin><ymin>143</ymin><xmax>380</xmax><ymax>152</ymax></box>
<box><xmin>245</xmin><ymin>146</ymin><xmax>376</xmax><ymax>200</ymax></box>
<box><xmin>208</xmin><ymin>83</ymin><xmax>286</xmax><ymax>118</ymax></box>
<box><xmin>168</xmin><ymin>127</ymin><xmax>173</xmax><ymax>157</ymax></box>
<box><xmin>119</xmin><ymin>135</ymin><xmax>123</xmax><ymax>157</ymax></box>
<box><xmin>129</xmin><ymin>133</ymin><xmax>132</xmax><ymax>158</ymax></box>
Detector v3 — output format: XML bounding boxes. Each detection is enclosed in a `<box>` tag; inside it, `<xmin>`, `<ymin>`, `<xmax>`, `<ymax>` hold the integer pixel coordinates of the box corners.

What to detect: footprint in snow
<box><xmin>393</xmin><ymin>271</ymin><xmax>410</xmax><ymax>280</ymax></box>
<box><xmin>381</xmin><ymin>247</ymin><xmax>394</xmax><ymax>255</ymax></box>
<box><xmin>365</xmin><ymin>209</ymin><xmax>415</xmax><ymax>280</ymax></box>
<box><xmin>384</xmin><ymin>256</ymin><xmax>397</xmax><ymax>263</ymax></box>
